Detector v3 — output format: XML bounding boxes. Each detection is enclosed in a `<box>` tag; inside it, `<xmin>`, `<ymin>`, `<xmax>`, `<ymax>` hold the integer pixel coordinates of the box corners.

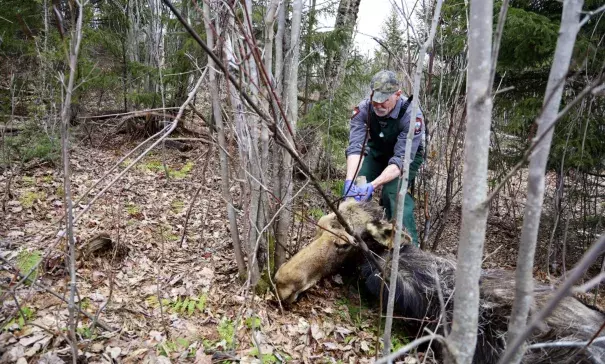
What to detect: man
<box><xmin>343</xmin><ymin>70</ymin><xmax>425</xmax><ymax>247</ymax></box>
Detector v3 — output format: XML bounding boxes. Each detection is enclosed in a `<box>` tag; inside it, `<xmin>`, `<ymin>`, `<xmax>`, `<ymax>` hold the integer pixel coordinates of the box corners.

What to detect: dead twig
<box><xmin>179</xmin><ymin>146</ymin><xmax>213</xmax><ymax>248</ymax></box>
<box><xmin>497</xmin><ymin>234</ymin><xmax>605</xmax><ymax>364</ymax></box>
<box><xmin>163</xmin><ymin>0</ymin><xmax>384</xmax><ymax>273</ymax></box>
<box><xmin>0</xmin><ymin>256</ymin><xmax>115</xmax><ymax>332</ymax></box>
<box><xmin>483</xmin><ymin>73</ymin><xmax>605</xmax><ymax>208</ymax></box>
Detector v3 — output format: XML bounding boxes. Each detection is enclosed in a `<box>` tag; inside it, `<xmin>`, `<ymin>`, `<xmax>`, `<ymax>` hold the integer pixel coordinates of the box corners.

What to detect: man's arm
<box><xmin>345</xmin><ymin>100</ymin><xmax>370</xmax><ymax>182</ymax></box>
<box><xmin>346</xmin><ymin>154</ymin><xmax>363</xmax><ymax>180</ymax></box>
<box><xmin>370</xmin><ymin>164</ymin><xmax>400</xmax><ymax>188</ymax></box>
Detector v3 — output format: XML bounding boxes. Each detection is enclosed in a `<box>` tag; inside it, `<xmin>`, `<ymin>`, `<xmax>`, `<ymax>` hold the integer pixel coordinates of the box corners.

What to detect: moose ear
<box><xmin>365</xmin><ymin>221</ymin><xmax>394</xmax><ymax>247</ymax></box>
<box><xmin>315</xmin><ymin>213</ymin><xmax>340</xmax><ymax>239</ymax></box>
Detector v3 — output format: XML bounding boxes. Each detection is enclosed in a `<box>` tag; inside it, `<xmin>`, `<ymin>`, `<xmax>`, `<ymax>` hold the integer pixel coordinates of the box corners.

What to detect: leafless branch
<box><xmin>526</xmin><ymin>337</ymin><xmax>605</xmax><ymax>350</ymax></box>
<box><xmin>483</xmin><ymin>74</ymin><xmax>605</xmax><ymax>208</ymax></box>
<box><xmin>497</xmin><ymin>234</ymin><xmax>605</xmax><ymax>364</ymax></box>
<box><xmin>0</xmin><ymin>256</ymin><xmax>115</xmax><ymax>332</ymax></box>
<box><xmin>383</xmin><ymin>0</ymin><xmax>444</xmax><ymax>355</ymax></box>
<box><xmin>579</xmin><ymin>4</ymin><xmax>605</xmax><ymax>26</ymax></box>
<box><xmin>376</xmin><ymin>332</ymin><xmax>447</xmax><ymax>364</ymax></box>
<box><xmin>489</xmin><ymin>0</ymin><xmax>510</xmax><ymax>91</ymax></box>
<box><xmin>573</xmin><ymin>272</ymin><xmax>605</xmax><ymax>293</ymax></box>
<box><xmin>163</xmin><ymin>0</ymin><xmax>383</xmax><ymax>272</ymax></box>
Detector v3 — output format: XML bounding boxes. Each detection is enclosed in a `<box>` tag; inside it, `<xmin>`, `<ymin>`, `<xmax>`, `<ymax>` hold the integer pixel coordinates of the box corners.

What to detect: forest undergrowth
<box><xmin>2</xmin><ymin>120</ymin><xmax>603</xmax><ymax>363</ymax></box>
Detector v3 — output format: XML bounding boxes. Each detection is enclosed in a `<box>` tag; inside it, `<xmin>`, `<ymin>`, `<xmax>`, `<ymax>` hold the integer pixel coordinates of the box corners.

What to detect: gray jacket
<box><xmin>345</xmin><ymin>97</ymin><xmax>425</xmax><ymax>171</ymax></box>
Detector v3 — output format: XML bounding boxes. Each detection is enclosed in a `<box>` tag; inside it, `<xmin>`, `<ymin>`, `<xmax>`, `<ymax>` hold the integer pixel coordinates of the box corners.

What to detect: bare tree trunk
<box><xmin>276</xmin><ymin>0</ymin><xmax>303</xmax><ymax>269</ymax></box>
<box><xmin>505</xmin><ymin>1</ymin><xmax>585</xmax><ymax>362</ymax></box>
<box><xmin>321</xmin><ymin>0</ymin><xmax>361</xmax><ymax>98</ymax></box>
<box><xmin>262</xmin><ymin>0</ymin><xmax>287</xmax><ymax>269</ymax></box>
<box><xmin>125</xmin><ymin>0</ymin><xmax>142</xmax><ymax>109</ymax></box>
<box><xmin>446</xmin><ymin>0</ymin><xmax>493</xmax><ymax>363</ymax></box>
<box><xmin>272</xmin><ymin>0</ymin><xmax>288</xmax><ymax>267</ymax></box>
<box><xmin>382</xmin><ymin>0</ymin><xmax>444</xmax><ymax>355</ymax></box>
<box><xmin>60</xmin><ymin>2</ymin><xmax>86</xmax><ymax>362</ymax></box>
<box><xmin>203</xmin><ymin>0</ymin><xmax>247</xmax><ymax>279</ymax></box>
<box><xmin>242</xmin><ymin>0</ymin><xmax>265</xmax><ymax>286</ymax></box>
<box><xmin>303</xmin><ymin>0</ymin><xmax>317</xmax><ymax>114</ymax></box>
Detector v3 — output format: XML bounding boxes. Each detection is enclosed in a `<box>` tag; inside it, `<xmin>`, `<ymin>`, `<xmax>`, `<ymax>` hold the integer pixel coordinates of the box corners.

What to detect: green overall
<box><xmin>358</xmin><ymin>101</ymin><xmax>424</xmax><ymax>247</ymax></box>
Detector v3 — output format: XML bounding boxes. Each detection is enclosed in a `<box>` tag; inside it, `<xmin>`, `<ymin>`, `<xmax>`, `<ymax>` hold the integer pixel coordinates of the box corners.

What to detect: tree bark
<box><xmin>276</xmin><ymin>0</ymin><xmax>303</xmax><ymax>269</ymax></box>
<box><xmin>203</xmin><ymin>0</ymin><xmax>247</xmax><ymax>279</ymax></box>
<box><xmin>381</xmin><ymin>0</ymin><xmax>444</xmax><ymax>355</ymax></box>
<box><xmin>262</xmin><ymin>0</ymin><xmax>287</xmax><ymax>269</ymax></box>
<box><xmin>272</xmin><ymin>0</ymin><xmax>288</xmax><ymax>267</ymax></box>
<box><xmin>303</xmin><ymin>0</ymin><xmax>317</xmax><ymax>115</ymax></box>
<box><xmin>243</xmin><ymin>0</ymin><xmax>265</xmax><ymax>286</ymax></box>
<box><xmin>60</xmin><ymin>2</ymin><xmax>85</xmax><ymax>362</ymax></box>
<box><xmin>446</xmin><ymin>0</ymin><xmax>493</xmax><ymax>363</ymax></box>
<box><xmin>504</xmin><ymin>1</ymin><xmax>585</xmax><ymax>363</ymax></box>
<box><xmin>321</xmin><ymin>0</ymin><xmax>361</xmax><ymax>98</ymax></box>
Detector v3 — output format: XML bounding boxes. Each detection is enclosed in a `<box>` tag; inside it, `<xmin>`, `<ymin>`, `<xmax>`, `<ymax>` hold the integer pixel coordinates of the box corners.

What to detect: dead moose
<box><xmin>274</xmin><ymin>199</ymin><xmax>605</xmax><ymax>364</ymax></box>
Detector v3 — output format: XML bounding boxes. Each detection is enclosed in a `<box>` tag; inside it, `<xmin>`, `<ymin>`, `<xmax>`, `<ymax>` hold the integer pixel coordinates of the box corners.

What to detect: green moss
<box><xmin>125</xmin><ymin>203</ymin><xmax>140</xmax><ymax>216</ymax></box>
<box><xmin>16</xmin><ymin>249</ymin><xmax>42</xmax><ymax>285</ymax></box>
<box><xmin>171</xmin><ymin>199</ymin><xmax>184</xmax><ymax>213</ymax></box>
<box><xmin>309</xmin><ymin>207</ymin><xmax>324</xmax><ymax>220</ymax></box>
<box><xmin>21</xmin><ymin>176</ymin><xmax>35</xmax><ymax>186</ymax></box>
<box><xmin>19</xmin><ymin>191</ymin><xmax>45</xmax><ymax>208</ymax></box>
<box><xmin>138</xmin><ymin>159</ymin><xmax>164</xmax><ymax>172</ymax></box>
<box><xmin>169</xmin><ymin>161</ymin><xmax>194</xmax><ymax>179</ymax></box>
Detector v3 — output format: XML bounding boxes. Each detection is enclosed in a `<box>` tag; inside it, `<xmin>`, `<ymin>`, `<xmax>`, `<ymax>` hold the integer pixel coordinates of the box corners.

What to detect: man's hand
<box><xmin>356</xmin><ymin>183</ymin><xmax>374</xmax><ymax>201</ymax></box>
<box><xmin>343</xmin><ymin>180</ymin><xmax>358</xmax><ymax>198</ymax></box>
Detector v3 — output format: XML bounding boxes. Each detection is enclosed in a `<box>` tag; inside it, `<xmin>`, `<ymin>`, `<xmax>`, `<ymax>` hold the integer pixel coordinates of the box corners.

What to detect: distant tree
<box><xmin>373</xmin><ymin>6</ymin><xmax>406</xmax><ymax>70</ymax></box>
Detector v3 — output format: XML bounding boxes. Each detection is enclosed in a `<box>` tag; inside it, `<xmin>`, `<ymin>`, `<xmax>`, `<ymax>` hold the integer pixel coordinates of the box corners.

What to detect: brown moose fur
<box><xmin>274</xmin><ymin>198</ymin><xmax>393</xmax><ymax>303</ymax></box>
<box><xmin>274</xmin><ymin>199</ymin><xmax>605</xmax><ymax>364</ymax></box>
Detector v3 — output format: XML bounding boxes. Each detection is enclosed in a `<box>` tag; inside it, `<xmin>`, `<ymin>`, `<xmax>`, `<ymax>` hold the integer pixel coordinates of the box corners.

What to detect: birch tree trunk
<box><xmin>505</xmin><ymin>1</ymin><xmax>585</xmax><ymax>363</ymax></box>
<box><xmin>382</xmin><ymin>0</ymin><xmax>444</xmax><ymax>355</ymax></box>
<box><xmin>303</xmin><ymin>0</ymin><xmax>317</xmax><ymax>114</ymax></box>
<box><xmin>243</xmin><ymin>0</ymin><xmax>265</xmax><ymax>286</ymax></box>
<box><xmin>272</xmin><ymin>0</ymin><xmax>288</xmax><ymax>267</ymax></box>
<box><xmin>60</xmin><ymin>2</ymin><xmax>85</xmax><ymax>362</ymax></box>
<box><xmin>321</xmin><ymin>0</ymin><xmax>361</xmax><ymax>99</ymax></box>
<box><xmin>262</xmin><ymin>0</ymin><xmax>288</xmax><ymax>268</ymax></box>
<box><xmin>275</xmin><ymin>0</ymin><xmax>303</xmax><ymax>269</ymax></box>
<box><xmin>446</xmin><ymin>1</ymin><xmax>493</xmax><ymax>363</ymax></box>
<box><xmin>274</xmin><ymin>0</ymin><xmax>287</xmax><ymax>98</ymax></box>
<box><xmin>202</xmin><ymin>0</ymin><xmax>247</xmax><ymax>279</ymax></box>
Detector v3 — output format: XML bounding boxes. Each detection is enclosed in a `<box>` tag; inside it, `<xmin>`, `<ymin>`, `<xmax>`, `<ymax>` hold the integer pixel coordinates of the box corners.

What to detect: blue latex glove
<box><xmin>343</xmin><ymin>180</ymin><xmax>357</xmax><ymax>198</ymax></box>
<box><xmin>356</xmin><ymin>182</ymin><xmax>374</xmax><ymax>201</ymax></box>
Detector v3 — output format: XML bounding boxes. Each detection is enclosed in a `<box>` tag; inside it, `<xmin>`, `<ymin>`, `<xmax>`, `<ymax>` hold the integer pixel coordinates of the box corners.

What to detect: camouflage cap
<box><xmin>370</xmin><ymin>70</ymin><xmax>399</xmax><ymax>103</ymax></box>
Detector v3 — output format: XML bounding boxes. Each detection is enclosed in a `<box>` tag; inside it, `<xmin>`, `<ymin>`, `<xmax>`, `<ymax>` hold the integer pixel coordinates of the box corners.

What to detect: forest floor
<box><xmin>1</xmin><ymin>124</ymin><xmax>604</xmax><ymax>364</ymax></box>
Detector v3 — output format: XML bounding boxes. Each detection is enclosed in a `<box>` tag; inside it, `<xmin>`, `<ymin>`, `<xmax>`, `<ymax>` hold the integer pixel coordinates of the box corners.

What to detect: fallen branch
<box><xmin>0</xmin><ymin>256</ymin><xmax>115</xmax><ymax>332</ymax></box>
<box><xmin>11</xmin><ymin>68</ymin><xmax>208</xmax><ymax>310</ymax></box>
<box><xmin>526</xmin><ymin>337</ymin><xmax>605</xmax><ymax>350</ymax></box>
<box><xmin>375</xmin><ymin>332</ymin><xmax>447</xmax><ymax>364</ymax></box>
<box><xmin>497</xmin><ymin>234</ymin><xmax>605</xmax><ymax>364</ymax></box>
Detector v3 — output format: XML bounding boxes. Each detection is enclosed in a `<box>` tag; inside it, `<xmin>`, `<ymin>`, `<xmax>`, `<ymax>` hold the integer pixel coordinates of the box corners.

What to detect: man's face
<box><xmin>372</xmin><ymin>90</ymin><xmax>401</xmax><ymax>117</ymax></box>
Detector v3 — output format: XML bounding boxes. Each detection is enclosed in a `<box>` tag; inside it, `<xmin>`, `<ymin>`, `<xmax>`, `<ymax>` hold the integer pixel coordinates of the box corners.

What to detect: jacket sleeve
<box><xmin>345</xmin><ymin>100</ymin><xmax>370</xmax><ymax>157</ymax></box>
<box><xmin>388</xmin><ymin>105</ymin><xmax>424</xmax><ymax>171</ymax></box>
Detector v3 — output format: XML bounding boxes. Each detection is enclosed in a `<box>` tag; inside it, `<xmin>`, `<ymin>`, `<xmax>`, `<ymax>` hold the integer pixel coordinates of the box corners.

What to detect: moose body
<box><xmin>274</xmin><ymin>199</ymin><xmax>605</xmax><ymax>364</ymax></box>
